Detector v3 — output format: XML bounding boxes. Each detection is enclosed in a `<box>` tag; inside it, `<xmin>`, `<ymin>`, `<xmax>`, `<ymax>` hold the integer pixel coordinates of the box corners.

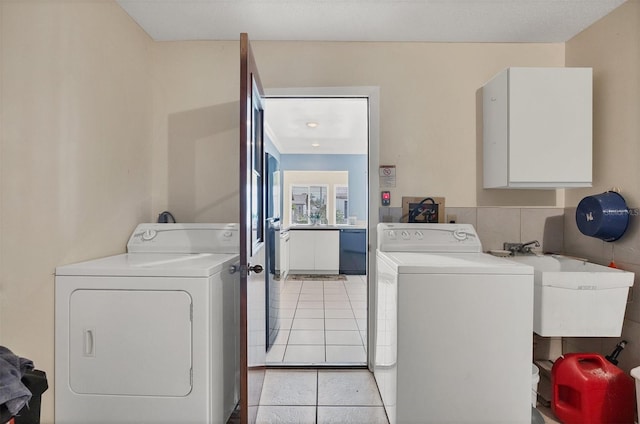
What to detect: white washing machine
<box><xmin>374</xmin><ymin>223</ymin><xmax>534</xmax><ymax>424</ymax></box>
<box><xmin>55</xmin><ymin>223</ymin><xmax>240</xmax><ymax>424</ymax></box>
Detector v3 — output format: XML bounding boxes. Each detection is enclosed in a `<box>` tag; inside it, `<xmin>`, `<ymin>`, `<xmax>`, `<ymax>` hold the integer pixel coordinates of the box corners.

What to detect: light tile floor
<box><xmin>256</xmin><ymin>369</ymin><xmax>389</xmax><ymax>424</ymax></box>
<box><xmin>267</xmin><ymin>275</ymin><xmax>367</xmax><ymax>365</ymax></box>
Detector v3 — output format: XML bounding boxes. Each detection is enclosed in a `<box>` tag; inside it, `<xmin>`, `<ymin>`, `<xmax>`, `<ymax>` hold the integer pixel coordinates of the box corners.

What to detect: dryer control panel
<box><xmin>377</xmin><ymin>223</ymin><xmax>482</xmax><ymax>253</ymax></box>
<box><xmin>127</xmin><ymin>223</ymin><xmax>239</xmax><ymax>254</ymax></box>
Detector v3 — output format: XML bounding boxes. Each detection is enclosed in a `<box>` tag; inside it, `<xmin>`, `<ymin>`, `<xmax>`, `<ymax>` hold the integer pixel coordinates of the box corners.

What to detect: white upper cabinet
<box><xmin>483</xmin><ymin>67</ymin><xmax>592</xmax><ymax>189</ymax></box>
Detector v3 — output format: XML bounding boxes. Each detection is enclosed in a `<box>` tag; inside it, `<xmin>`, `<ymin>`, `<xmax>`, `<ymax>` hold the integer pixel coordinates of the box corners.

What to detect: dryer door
<box><xmin>69</xmin><ymin>289</ymin><xmax>192</xmax><ymax>396</ymax></box>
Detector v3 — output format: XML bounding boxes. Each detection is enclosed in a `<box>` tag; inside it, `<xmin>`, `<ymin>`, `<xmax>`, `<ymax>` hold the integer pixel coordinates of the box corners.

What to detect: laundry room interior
<box><xmin>1</xmin><ymin>1</ymin><xmax>640</xmax><ymax>423</ymax></box>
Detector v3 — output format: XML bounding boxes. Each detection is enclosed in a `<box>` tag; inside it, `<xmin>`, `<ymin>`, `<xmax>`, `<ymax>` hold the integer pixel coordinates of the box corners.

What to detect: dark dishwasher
<box><xmin>339</xmin><ymin>228</ymin><xmax>366</xmax><ymax>275</ymax></box>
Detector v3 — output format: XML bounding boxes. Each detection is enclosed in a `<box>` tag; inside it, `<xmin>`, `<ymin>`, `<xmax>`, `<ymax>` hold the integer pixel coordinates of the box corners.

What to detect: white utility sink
<box><xmin>509</xmin><ymin>254</ymin><xmax>633</xmax><ymax>286</ymax></box>
<box><xmin>507</xmin><ymin>255</ymin><xmax>634</xmax><ymax>337</ymax></box>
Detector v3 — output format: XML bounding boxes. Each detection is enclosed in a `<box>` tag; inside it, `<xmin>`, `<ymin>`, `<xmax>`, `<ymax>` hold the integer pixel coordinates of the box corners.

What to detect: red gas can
<box><xmin>552</xmin><ymin>353</ymin><xmax>635</xmax><ymax>424</ymax></box>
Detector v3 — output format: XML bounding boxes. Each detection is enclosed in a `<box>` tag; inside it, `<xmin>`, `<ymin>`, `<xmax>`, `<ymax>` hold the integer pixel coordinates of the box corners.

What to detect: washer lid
<box><xmin>378</xmin><ymin>251</ymin><xmax>533</xmax><ymax>275</ymax></box>
<box><xmin>56</xmin><ymin>252</ymin><xmax>238</xmax><ymax>277</ymax></box>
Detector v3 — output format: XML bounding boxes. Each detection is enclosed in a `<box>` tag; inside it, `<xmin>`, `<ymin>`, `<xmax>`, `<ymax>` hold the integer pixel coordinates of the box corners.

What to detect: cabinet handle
<box><xmin>84</xmin><ymin>328</ymin><xmax>95</xmax><ymax>357</ymax></box>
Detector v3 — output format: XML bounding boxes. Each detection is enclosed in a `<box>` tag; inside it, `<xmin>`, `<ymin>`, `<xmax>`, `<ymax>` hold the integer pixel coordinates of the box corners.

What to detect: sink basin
<box><xmin>507</xmin><ymin>255</ymin><xmax>634</xmax><ymax>337</ymax></box>
<box><xmin>508</xmin><ymin>255</ymin><xmax>633</xmax><ymax>287</ymax></box>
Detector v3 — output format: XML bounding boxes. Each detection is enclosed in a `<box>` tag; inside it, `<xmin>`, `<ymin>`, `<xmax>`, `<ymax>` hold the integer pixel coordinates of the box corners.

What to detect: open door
<box><xmin>239</xmin><ymin>33</ymin><xmax>266</xmax><ymax>424</ymax></box>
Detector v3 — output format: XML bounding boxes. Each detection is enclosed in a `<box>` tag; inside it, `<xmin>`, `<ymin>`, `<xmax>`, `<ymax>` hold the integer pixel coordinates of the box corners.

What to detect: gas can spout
<box><xmin>605</xmin><ymin>340</ymin><xmax>627</xmax><ymax>365</ymax></box>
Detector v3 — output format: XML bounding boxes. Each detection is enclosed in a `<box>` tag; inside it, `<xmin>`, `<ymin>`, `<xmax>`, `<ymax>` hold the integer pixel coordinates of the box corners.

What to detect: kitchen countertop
<box><xmin>286</xmin><ymin>224</ymin><xmax>367</xmax><ymax>231</ymax></box>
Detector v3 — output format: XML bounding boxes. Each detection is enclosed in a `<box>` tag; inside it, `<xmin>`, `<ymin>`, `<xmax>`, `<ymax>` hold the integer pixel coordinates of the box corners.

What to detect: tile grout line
<box><xmin>282</xmin><ymin>283</ymin><xmax>301</xmax><ymax>362</ymax></box>
<box><xmin>347</xmin><ymin>277</ymin><xmax>364</xmax><ymax>349</ymax></box>
<box><xmin>322</xmin><ymin>280</ymin><xmax>326</xmax><ymax>362</ymax></box>
<box><xmin>324</xmin><ymin>280</ymin><xmax>328</xmax><ymax>363</ymax></box>
<box><xmin>348</xmin><ymin>279</ymin><xmax>361</xmax><ymax>348</ymax></box>
<box><xmin>315</xmin><ymin>366</ymin><xmax>320</xmax><ymax>423</ymax></box>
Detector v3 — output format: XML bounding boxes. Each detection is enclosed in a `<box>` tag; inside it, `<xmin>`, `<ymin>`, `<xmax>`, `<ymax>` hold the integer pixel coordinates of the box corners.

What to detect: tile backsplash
<box><xmin>379</xmin><ymin>206</ymin><xmax>564</xmax><ymax>253</ymax></box>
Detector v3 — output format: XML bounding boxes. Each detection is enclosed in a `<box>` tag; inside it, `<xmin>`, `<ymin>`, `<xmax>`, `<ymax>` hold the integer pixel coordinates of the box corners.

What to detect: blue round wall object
<box><xmin>576</xmin><ymin>191</ymin><xmax>629</xmax><ymax>242</ymax></box>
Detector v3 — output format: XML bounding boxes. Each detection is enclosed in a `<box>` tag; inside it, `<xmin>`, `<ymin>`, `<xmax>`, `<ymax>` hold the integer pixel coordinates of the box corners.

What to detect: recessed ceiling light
<box><xmin>306</xmin><ymin>122</ymin><xmax>319</xmax><ymax>128</ymax></box>
<box><xmin>311</xmin><ymin>143</ymin><xmax>320</xmax><ymax>147</ymax></box>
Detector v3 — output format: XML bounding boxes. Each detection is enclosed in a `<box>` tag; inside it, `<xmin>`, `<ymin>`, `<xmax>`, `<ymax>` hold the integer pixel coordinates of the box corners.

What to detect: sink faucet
<box><xmin>503</xmin><ymin>240</ymin><xmax>540</xmax><ymax>255</ymax></box>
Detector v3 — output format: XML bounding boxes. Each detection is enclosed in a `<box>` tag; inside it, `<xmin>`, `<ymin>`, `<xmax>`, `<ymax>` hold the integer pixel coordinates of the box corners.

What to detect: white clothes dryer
<box><xmin>55</xmin><ymin>223</ymin><xmax>240</xmax><ymax>424</ymax></box>
<box><xmin>374</xmin><ymin>223</ymin><xmax>534</xmax><ymax>424</ymax></box>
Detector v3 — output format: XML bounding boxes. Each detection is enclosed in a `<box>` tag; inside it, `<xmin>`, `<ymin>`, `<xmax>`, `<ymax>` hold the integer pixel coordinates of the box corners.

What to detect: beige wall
<box><xmin>565</xmin><ymin>0</ymin><xmax>640</xmax><ymax>208</ymax></box>
<box><xmin>0</xmin><ymin>2</ymin><xmax>154</xmax><ymax>422</ymax></box>
<box><xmin>562</xmin><ymin>0</ymin><xmax>640</xmax><ymax>373</ymax></box>
<box><xmin>148</xmin><ymin>40</ymin><xmax>566</xmax><ymax>218</ymax></box>
<box><xmin>251</xmin><ymin>41</ymin><xmax>565</xmax><ymax>207</ymax></box>
<box><xmin>148</xmin><ymin>39</ymin><xmax>564</xmax><ymax>222</ymax></box>
<box><xmin>151</xmin><ymin>41</ymin><xmax>239</xmax><ymax>223</ymax></box>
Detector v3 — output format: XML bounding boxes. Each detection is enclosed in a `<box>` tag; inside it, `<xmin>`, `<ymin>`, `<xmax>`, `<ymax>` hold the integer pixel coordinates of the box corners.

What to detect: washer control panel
<box><xmin>377</xmin><ymin>223</ymin><xmax>481</xmax><ymax>253</ymax></box>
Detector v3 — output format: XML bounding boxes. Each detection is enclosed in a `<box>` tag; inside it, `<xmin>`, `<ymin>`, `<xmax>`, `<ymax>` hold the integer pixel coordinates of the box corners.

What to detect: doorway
<box><xmin>262</xmin><ymin>88</ymin><xmax>379</xmax><ymax>367</ymax></box>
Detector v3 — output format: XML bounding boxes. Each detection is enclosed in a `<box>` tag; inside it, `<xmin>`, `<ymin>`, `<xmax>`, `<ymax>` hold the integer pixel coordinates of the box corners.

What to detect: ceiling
<box><xmin>116</xmin><ymin>0</ymin><xmax>626</xmax><ymax>155</ymax></box>
<box><xmin>116</xmin><ymin>0</ymin><xmax>626</xmax><ymax>43</ymax></box>
<box><xmin>264</xmin><ymin>98</ymin><xmax>368</xmax><ymax>155</ymax></box>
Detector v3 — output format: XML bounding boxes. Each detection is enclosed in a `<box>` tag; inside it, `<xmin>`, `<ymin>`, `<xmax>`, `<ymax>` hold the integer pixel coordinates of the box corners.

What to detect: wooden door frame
<box><xmin>239</xmin><ymin>33</ymin><xmax>266</xmax><ymax>424</ymax></box>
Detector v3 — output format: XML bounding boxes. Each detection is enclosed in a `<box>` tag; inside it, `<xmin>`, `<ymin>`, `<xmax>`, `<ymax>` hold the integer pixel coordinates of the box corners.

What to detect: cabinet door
<box><xmin>314</xmin><ymin>231</ymin><xmax>339</xmax><ymax>273</ymax></box>
<box><xmin>482</xmin><ymin>70</ymin><xmax>509</xmax><ymax>188</ymax></box>
<box><xmin>339</xmin><ymin>229</ymin><xmax>367</xmax><ymax>274</ymax></box>
<box><xmin>483</xmin><ymin>67</ymin><xmax>592</xmax><ymax>188</ymax></box>
<box><xmin>509</xmin><ymin>68</ymin><xmax>592</xmax><ymax>185</ymax></box>
<box><xmin>289</xmin><ymin>231</ymin><xmax>315</xmax><ymax>271</ymax></box>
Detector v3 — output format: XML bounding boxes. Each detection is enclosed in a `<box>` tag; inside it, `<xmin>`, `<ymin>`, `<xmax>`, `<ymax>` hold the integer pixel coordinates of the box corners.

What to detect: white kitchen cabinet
<box><xmin>483</xmin><ymin>67</ymin><xmax>592</xmax><ymax>188</ymax></box>
<box><xmin>289</xmin><ymin>230</ymin><xmax>339</xmax><ymax>274</ymax></box>
<box><xmin>314</xmin><ymin>231</ymin><xmax>340</xmax><ymax>272</ymax></box>
<box><xmin>289</xmin><ymin>231</ymin><xmax>315</xmax><ymax>271</ymax></box>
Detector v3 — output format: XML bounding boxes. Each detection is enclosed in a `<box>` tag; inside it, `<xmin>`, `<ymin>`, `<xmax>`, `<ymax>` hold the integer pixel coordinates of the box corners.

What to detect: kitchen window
<box><xmin>290</xmin><ymin>185</ymin><xmax>328</xmax><ymax>225</ymax></box>
<box><xmin>335</xmin><ymin>185</ymin><xmax>349</xmax><ymax>224</ymax></box>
